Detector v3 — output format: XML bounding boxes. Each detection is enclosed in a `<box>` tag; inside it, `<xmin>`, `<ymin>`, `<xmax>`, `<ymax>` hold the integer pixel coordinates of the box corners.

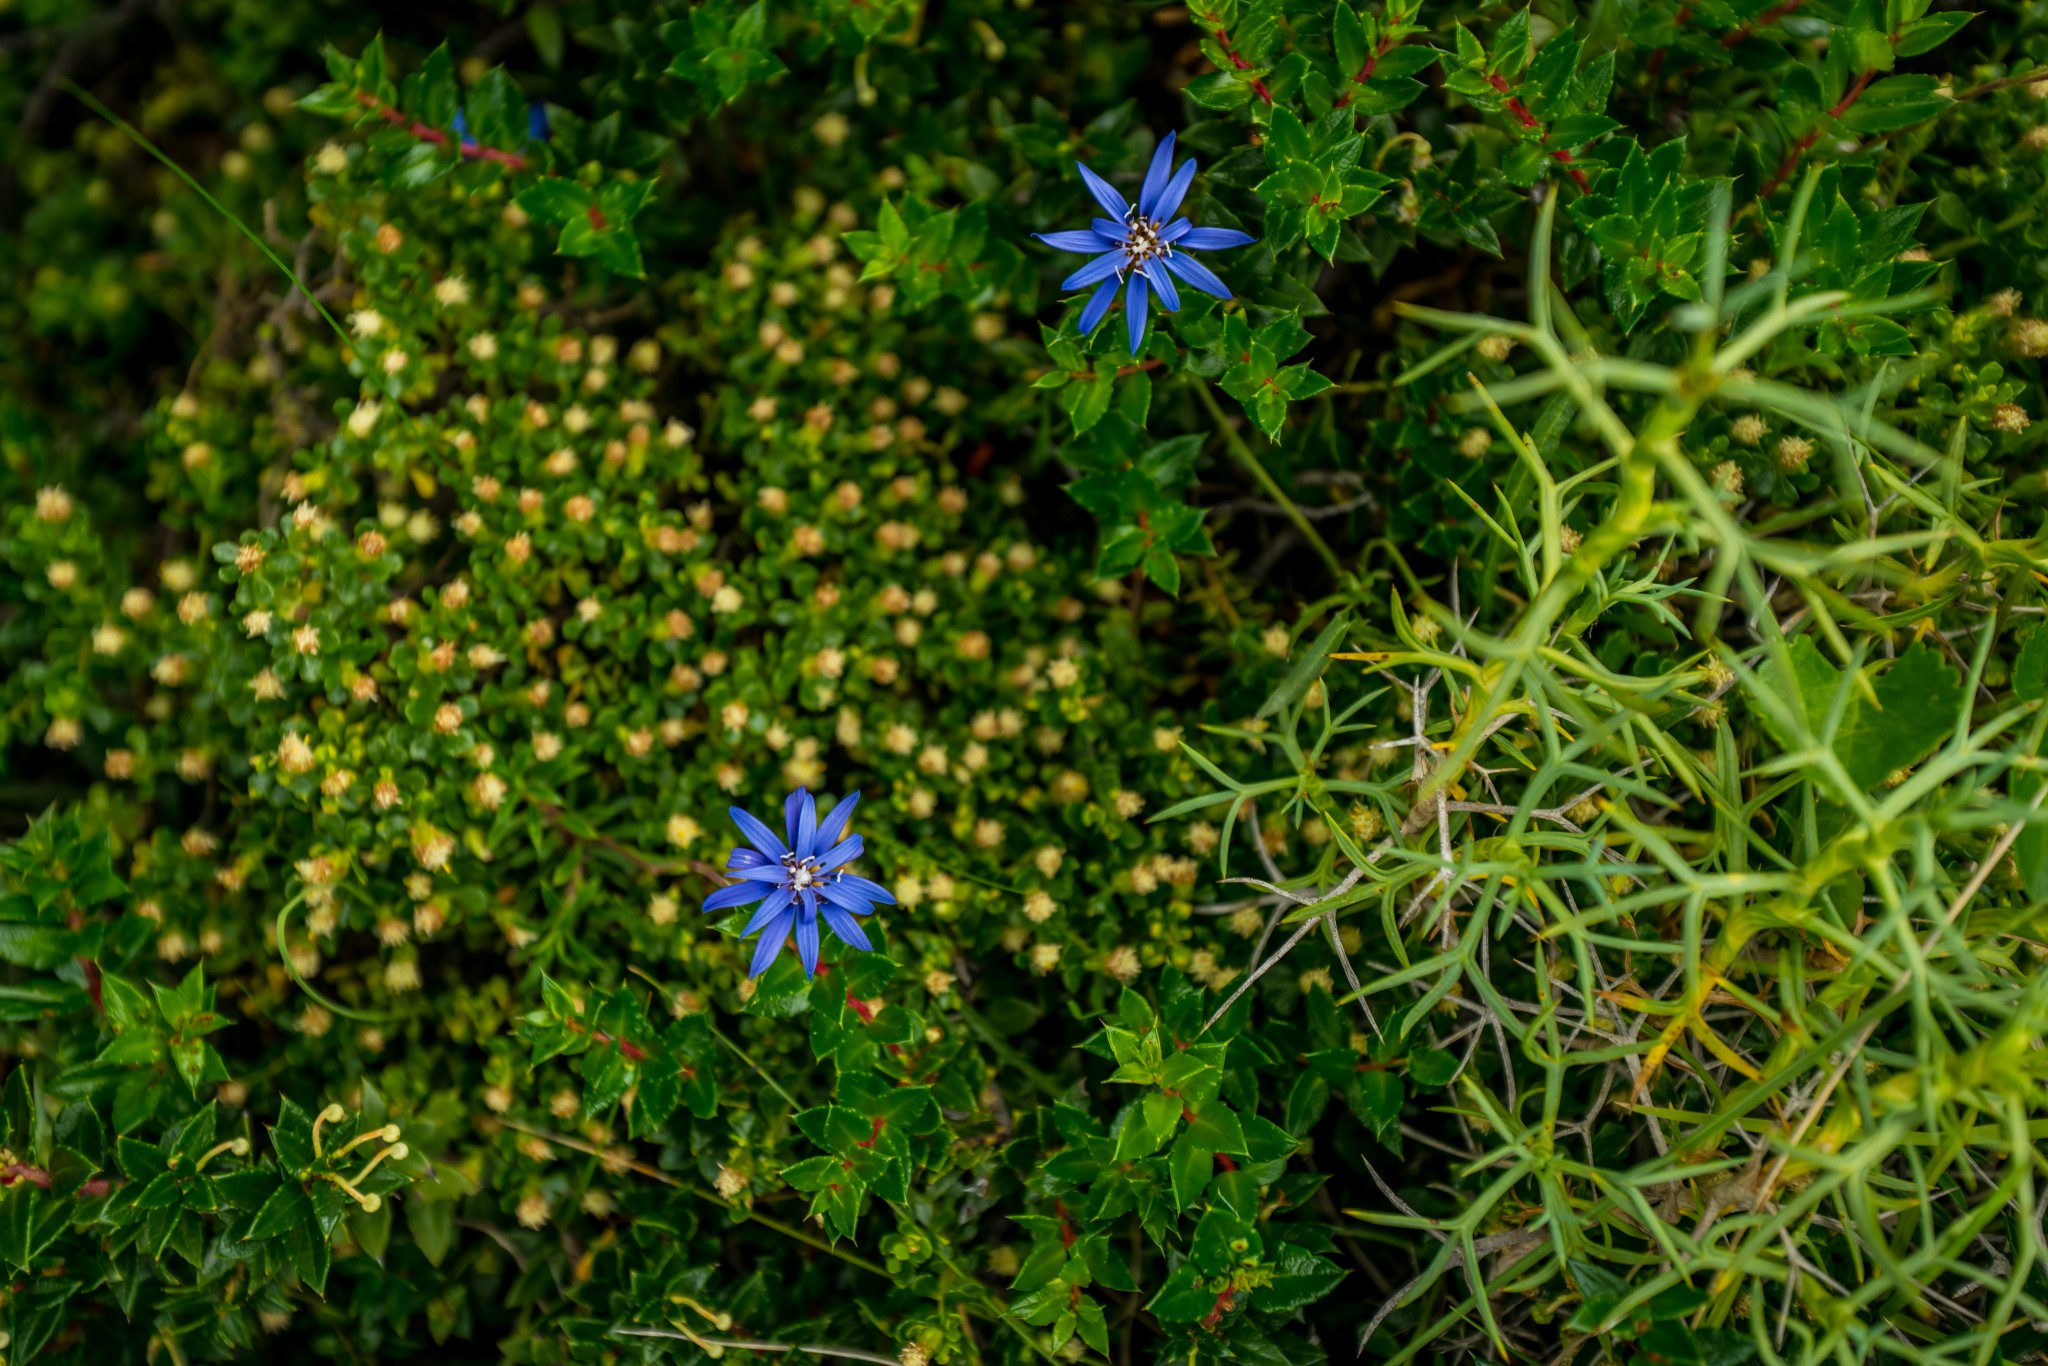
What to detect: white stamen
<box><xmin>1119</xmin><ymin>212</ymin><xmax>1172</xmax><ymax>280</ymax></box>
<box><xmin>784</xmin><ymin>853</ymin><xmax>822</xmax><ymax>890</ymax></box>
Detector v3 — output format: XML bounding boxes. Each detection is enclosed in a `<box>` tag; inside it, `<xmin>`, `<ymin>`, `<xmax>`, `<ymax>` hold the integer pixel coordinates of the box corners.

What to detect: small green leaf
<box><xmin>246</xmin><ymin>1184</ymin><xmax>315</xmax><ymax>1242</ymax></box>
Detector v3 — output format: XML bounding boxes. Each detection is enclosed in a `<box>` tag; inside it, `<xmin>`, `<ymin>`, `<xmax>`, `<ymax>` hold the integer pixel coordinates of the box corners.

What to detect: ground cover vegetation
<box><xmin>4</xmin><ymin>0</ymin><xmax>2048</xmax><ymax>1363</ymax></box>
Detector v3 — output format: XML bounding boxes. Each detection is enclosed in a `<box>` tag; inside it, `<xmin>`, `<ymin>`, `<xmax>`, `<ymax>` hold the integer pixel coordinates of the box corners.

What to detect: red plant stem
<box><xmin>1722</xmin><ymin>0</ymin><xmax>1805</xmax><ymax>47</ymax></box>
<box><xmin>1645</xmin><ymin>6</ymin><xmax>1691</xmax><ymax>80</ymax></box>
<box><xmin>562</xmin><ymin>1017</ymin><xmax>647</xmax><ymax>1061</ymax></box>
<box><xmin>1200</xmin><ymin>1285</ymin><xmax>1237</xmax><ymax>1329</ymax></box>
<box><xmin>1210</xmin><ymin>27</ymin><xmax>1274</xmax><ymax>104</ymax></box>
<box><xmin>356</xmin><ymin>92</ymin><xmax>529</xmax><ymax>172</ymax></box>
<box><xmin>1334</xmin><ymin>35</ymin><xmax>1401</xmax><ymax>109</ymax></box>
<box><xmin>69</xmin><ymin>911</ymin><xmax>101</xmax><ymax>1015</ymax></box>
<box><xmin>1484</xmin><ymin>74</ymin><xmax>1592</xmax><ymax>191</ymax></box>
<box><xmin>844</xmin><ymin>990</ymin><xmax>908</xmax><ymax>1058</ymax></box>
<box><xmin>1065</xmin><ymin>357</ymin><xmax>1163</xmax><ymax>382</ymax></box>
<box><xmin>1</xmin><ymin>1164</ymin><xmax>52</xmax><ymax>1190</ymax></box>
<box><xmin>1759</xmin><ymin>67</ymin><xmax>1875</xmax><ymax>197</ymax></box>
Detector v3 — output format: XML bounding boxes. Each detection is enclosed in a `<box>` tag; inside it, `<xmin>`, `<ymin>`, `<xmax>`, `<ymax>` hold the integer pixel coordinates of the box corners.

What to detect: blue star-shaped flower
<box><xmin>1034</xmin><ymin>131</ymin><xmax>1256</xmax><ymax>357</ymax></box>
<box><xmin>701</xmin><ymin>789</ymin><xmax>895</xmax><ymax>978</ymax></box>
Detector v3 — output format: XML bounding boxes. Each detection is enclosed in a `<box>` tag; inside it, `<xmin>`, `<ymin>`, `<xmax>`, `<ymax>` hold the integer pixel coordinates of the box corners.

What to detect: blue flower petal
<box><xmin>783</xmin><ymin>789</ymin><xmax>804</xmax><ymax>845</ymax></box>
<box><xmin>730</xmin><ymin>863</ymin><xmax>795</xmax><ymax>883</ymax></box>
<box><xmin>1036</xmin><ymin>229</ymin><xmax>1117</xmax><ymax>253</ymax></box>
<box><xmin>833</xmin><ymin>873</ymin><xmax>897</xmax><ymax>905</ymax></box>
<box><xmin>1092</xmin><ymin>218</ymin><xmax>1130</xmax><ymax>243</ymax></box>
<box><xmin>795</xmin><ymin>906</ymin><xmax>822</xmax><ymax>977</ymax></box>
<box><xmin>819</xmin><ymin>881</ymin><xmax>876</xmax><ymax>914</ymax></box>
<box><xmin>1075</xmin><ymin>161</ymin><xmax>1129</xmax><ymax>219</ymax></box>
<box><xmin>743</xmin><ymin>887</ymin><xmax>796</xmax><ymax>935</ymax></box>
<box><xmin>1126</xmin><ymin>271</ymin><xmax>1151</xmax><ymax>355</ymax></box>
<box><xmin>1163</xmin><ymin>251</ymin><xmax>1234</xmax><ymax>301</ymax></box>
<box><xmin>1151</xmin><ymin>160</ymin><xmax>1198</xmax><ymax>225</ymax></box>
<box><xmin>821</xmin><ymin>903</ymin><xmax>872</xmax><ymax>952</ymax></box>
<box><xmin>817</xmin><ymin>791</ymin><xmax>861</xmax><ymax>847</ymax></box>
<box><xmin>727</xmin><ymin>846</ymin><xmax>770</xmax><ymax>870</ymax></box>
<box><xmin>1145</xmin><ymin>258</ymin><xmax>1181</xmax><ymax>313</ymax></box>
<box><xmin>1138</xmin><ymin>131</ymin><xmax>1177</xmax><ymax>219</ymax></box>
<box><xmin>703</xmin><ymin>880</ymin><xmax>772</xmax><ymax>913</ymax></box>
<box><xmin>1161</xmin><ymin>216</ymin><xmax>1193</xmax><ymax>243</ymax></box>
<box><xmin>729</xmin><ymin>806</ymin><xmax>788</xmax><ymax>860</ymax></box>
<box><xmin>1179</xmin><ymin>226</ymin><xmax>1256</xmax><ymax>250</ymax></box>
<box><xmin>1078</xmin><ymin>276</ymin><xmax>1121</xmax><ymax>335</ymax></box>
<box><xmin>749</xmin><ymin>907</ymin><xmax>795</xmax><ymax>977</ymax></box>
<box><xmin>1062</xmin><ymin>251</ymin><xmax>1125</xmax><ymax>292</ymax></box>
<box><xmin>818</xmin><ymin>833</ymin><xmax>865</xmax><ymax>872</ymax></box>
<box><xmin>795</xmin><ymin>790</ymin><xmax>819</xmax><ymax>859</ymax></box>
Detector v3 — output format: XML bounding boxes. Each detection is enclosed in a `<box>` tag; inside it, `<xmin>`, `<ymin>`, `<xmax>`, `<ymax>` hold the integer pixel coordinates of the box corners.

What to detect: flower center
<box><xmin>785</xmin><ymin>854</ymin><xmax>821</xmax><ymax>889</ymax></box>
<box><xmin>1121</xmin><ymin>214</ymin><xmax>1170</xmax><ymax>274</ymax></box>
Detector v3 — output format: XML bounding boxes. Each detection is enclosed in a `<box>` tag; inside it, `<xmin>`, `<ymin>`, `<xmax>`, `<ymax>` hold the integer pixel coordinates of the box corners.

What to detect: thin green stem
<box><xmin>495</xmin><ymin>1118</ymin><xmax>890</xmax><ymax>1277</ymax></box>
<box><xmin>954</xmin><ymin>999</ymin><xmax>1063</xmax><ymax>1097</ymax></box>
<box><xmin>1193</xmin><ymin>376</ymin><xmax>1350</xmax><ymax>583</ymax></box>
<box><xmin>624</xmin><ymin>966</ymin><xmax>802</xmax><ymax>1107</ymax></box>
<box><xmin>710</xmin><ymin>1021</ymin><xmax>799</xmax><ymax>1108</ymax></box>
<box><xmin>61</xmin><ymin>78</ymin><xmax>350</xmax><ymax>344</ymax></box>
<box><xmin>274</xmin><ymin>891</ymin><xmax>401</xmax><ymax>1024</ymax></box>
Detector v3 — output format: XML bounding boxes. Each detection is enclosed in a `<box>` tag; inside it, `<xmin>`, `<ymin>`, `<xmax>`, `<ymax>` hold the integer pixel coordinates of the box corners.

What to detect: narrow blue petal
<box><xmin>784</xmin><ymin>789</ymin><xmax>804</xmax><ymax>846</ymax></box>
<box><xmin>1151</xmin><ymin>160</ymin><xmax>1198</xmax><ymax>225</ymax></box>
<box><xmin>730</xmin><ymin>806</ymin><xmax>788</xmax><ymax>860</ymax></box>
<box><xmin>1126</xmin><ymin>272</ymin><xmax>1151</xmax><ymax>355</ymax></box>
<box><xmin>749</xmin><ymin>909</ymin><xmax>795</xmax><ymax>977</ymax></box>
<box><xmin>1179</xmin><ymin>226</ymin><xmax>1256</xmax><ymax>250</ymax></box>
<box><xmin>731</xmin><ymin>864</ymin><xmax>793</xmax><ymax>883</ymax></box>
<box><xmin>818</xmin><ymin>791</ymin><xmax>861</xmax><ymax>848</ymax></box>
<box><xmin>821</xmin><ymin>904</ymin><xmax>873</xmax><ymax>953</ymax></box>
<box><xmin>527</xmin><ymin>101</ymin><xmax>551</xmax><ymax>143</ymax></box>
<box><xmin>1145</xmin><ymin>259</ymin><xmax>1181</xmax><ymax>313</ymax></box>
<box><xmin>727</xmin><ymin>846</ymin><xmax>769</xmax><ymax>870</ymax></box>
<box><xmin>1138</xmin><ymin>131</ymin><xmax>1177</xmax><ymax>219</ymax></box>
<box><xmin>1075</xmin><ymin>161</ymin><xmax>1128</xmax><ymax>219</ymax></box>
<box><xmin>452</xmin><ymin>109</ymin><xmax>470</xmax><ymax>137</ymax></box>
<box><xmin>833</xmin><ymin>874</ymin><xmax>897</xmax><ymax>905</ymax></box>
<box><xmin>795</xmin><ymin>790</ymin><xmax>819</xmax><ymax>859</ymax></box>
<box><xmin>1036</xmin><ymin>229</ymin><xmax>1115</xmax><ymax>253</ymax></box>
<box><xmin>1163</xmin><ymin>251</ymin><xmax>1234</xmax><ymax>301</ymax></box>
<box><xmin>795</xmin><ymin>909</ymin><xmax>822</xmax><ymax>977</ymax></box>
<box><xmin>703</xmin><ymin>880</ymin><xmax>772</xmax><ymax>913</ymax></box>
<box><xmin>818</xmin><ymin>833</ymin><xmax>865</xmax><ymax>872</ymax></box>
<box><xmin>819</xmin><ymin>880</ymin><xmax>879</xmax><ymax>914</ymax></box>
<box><xmin>1092</xmin><ymin>218</ymin><xmax>1130</xmax><ymax>243</ymax></box>
<box><xmin>743</xmin><ymin>887</ymin><xmax>796</xmax><ymax>935</ymax></box>
<box><xmin>1062</xmin><ymin>251</ymin><xmax>1125</xmax><ymax>292</ymax></box>
<box><xmin>1078</xmin><ymin>277</ymin><xmax>1121</xmax><ymax>335</ymax></box>
<box><xmin>1161</xmin><ymin>217</ymin><xmax>1193</xmax><ymax>242</ymax></box>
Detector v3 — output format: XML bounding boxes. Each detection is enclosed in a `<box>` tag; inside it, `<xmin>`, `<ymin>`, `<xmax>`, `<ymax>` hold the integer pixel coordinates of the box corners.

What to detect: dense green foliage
<box><xmin>4</xmin><ymin>0</ymin><xmax>2048</xmax><ymax>1364</ymax></box>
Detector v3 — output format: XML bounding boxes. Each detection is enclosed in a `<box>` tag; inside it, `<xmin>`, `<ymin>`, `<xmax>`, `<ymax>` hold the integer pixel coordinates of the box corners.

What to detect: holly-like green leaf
<box><xmin>1753</xmin><ymin>638</ymin><xmax>1961</xmax><ymax>793</ymax></box>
